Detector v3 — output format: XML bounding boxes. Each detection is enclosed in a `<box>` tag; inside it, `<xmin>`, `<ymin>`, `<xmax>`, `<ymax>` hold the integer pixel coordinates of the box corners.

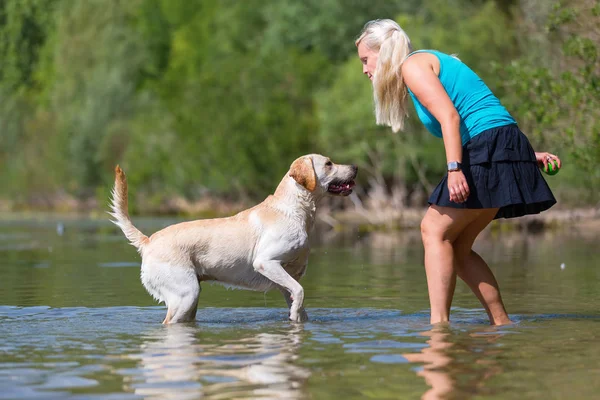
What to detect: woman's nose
<box><xmin>362</xmin><ymin>64</ymin><xmax>368</xmax><ymax>74</ymax></box>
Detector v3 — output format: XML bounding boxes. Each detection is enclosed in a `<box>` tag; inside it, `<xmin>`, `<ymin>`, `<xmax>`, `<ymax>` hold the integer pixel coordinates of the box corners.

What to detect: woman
<box><xmin>356</xmin><ymin>19</ymin><xmax>560</xmax><ymax>325</ymax></box>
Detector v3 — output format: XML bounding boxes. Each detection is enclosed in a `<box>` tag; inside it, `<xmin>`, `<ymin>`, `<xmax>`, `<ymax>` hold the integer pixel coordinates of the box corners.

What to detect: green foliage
<box><xmin>0</xmin><ymin>0</ymin><xmax>59</xmax><ymax>197</ymax></box>
<box><xmin>260</xmin><ymin>0</ymin><xmax>418</xmax><ymax>63</ymax></box>
<box><xmin>122</xmin><ymin>0</ymin><xmax>324</xmax><ymax>198</ymax></box>
<box><xmin>0</xmin><ymin>0</ymin><xmax>57</xmax><ymax>89</ymax></box>
<box><xmin>403</xmin><ymin>0</ymin><xmax>517</xmax><ymax>76</ymax></box>
<box><xmin>1</xmin><ymin>0</ymin><xmax>148</xmax><ymax>199</ymax></box>
<box><xmin>123</xmin><ymin>0</ymin><xmax>419</xmax><ymax>199</ymax></box>
<box><xmin>0</xmin><ymin>0</ymin><xmax>598</xmax><ymax>210</ymax></box>
<box><xmin>494</xmin><ymin>0</ymin><xmax>600</xmax><ymax>200</ymax></box>
<box><xmin>48</xmin><ymin>0</ymin><xmax>148</xmax><ymax>191</ymax></box>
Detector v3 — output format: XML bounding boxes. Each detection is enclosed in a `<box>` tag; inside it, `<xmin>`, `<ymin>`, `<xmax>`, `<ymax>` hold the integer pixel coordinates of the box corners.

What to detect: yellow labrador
<box><xmin>109</xmin><ymin>154</ymin><xmax>357</xmax><ymax>324</ymax></box>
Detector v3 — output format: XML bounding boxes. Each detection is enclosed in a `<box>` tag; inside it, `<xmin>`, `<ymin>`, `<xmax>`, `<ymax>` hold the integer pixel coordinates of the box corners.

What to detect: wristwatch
<box><xmin>447</xmin><ymin>161</ymin><xmax>462</xmax><ymax>172</ymax></box>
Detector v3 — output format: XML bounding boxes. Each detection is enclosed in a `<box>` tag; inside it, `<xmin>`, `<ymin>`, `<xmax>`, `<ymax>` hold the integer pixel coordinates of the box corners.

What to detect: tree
<box><xmin>494</xmin><ymin>0</ymin><xmax>600</xmax><ymax>203</ymax></box>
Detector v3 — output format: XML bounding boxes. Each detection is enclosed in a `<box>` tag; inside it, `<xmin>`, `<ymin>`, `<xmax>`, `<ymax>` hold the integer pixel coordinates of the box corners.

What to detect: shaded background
<box><xmin>0</xmin><ymin>0</ymin><xmax>598</xmax><ymax>214</ymax></box>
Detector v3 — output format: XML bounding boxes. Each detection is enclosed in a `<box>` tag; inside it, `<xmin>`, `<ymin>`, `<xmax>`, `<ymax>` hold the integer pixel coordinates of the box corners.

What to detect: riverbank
<box><xmin>326</xmin><ymin>205</ymin><xmax>600</xmax><ymax>235</ymax></box>
<box><xmin>2</xmin><ymin>192</ymin><xmax>599</xmax><ymax>236</ymax></box>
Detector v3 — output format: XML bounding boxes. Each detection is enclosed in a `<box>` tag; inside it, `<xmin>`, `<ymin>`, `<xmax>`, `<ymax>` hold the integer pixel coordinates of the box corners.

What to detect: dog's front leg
<box><xmin>253</xmin><ymin>260</ymin><xmax>305</xmax><ymax>322</ymax></box>
<box><xmin>279</xmin><ymin>287</ymin><xmax>308</xmax><ymax>322</ymax></box>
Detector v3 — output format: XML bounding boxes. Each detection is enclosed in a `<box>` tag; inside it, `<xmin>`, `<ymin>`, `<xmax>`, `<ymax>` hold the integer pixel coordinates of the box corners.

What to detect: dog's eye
<box><xmin>325</xmin><ymin>161</ymin><xmax>333</xmax><ymax>167</ymax></box>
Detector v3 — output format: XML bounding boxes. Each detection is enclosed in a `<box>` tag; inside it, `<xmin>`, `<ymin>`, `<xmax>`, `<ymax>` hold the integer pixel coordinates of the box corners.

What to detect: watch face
<box><xmin>447</xmin><ymin>161</ymin><xmax>462</xmax><ymax>171</ymax></box>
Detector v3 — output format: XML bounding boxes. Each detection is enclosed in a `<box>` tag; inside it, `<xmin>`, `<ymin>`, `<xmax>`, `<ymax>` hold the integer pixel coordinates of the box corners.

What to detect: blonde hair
<box><xmin>355</xmin><ymin>19</ymin><xmax>413</xmax><ymax>132</ymax></box>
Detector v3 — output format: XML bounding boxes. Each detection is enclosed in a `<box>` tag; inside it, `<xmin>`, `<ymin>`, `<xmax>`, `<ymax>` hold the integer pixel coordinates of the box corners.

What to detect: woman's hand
<box><xmin>535</xmin><ymin>152</ymin><xmax>562</xmax><ymax>170</ymax></box>
<box><xmin>448</xmin><ymin>170</ymin><xmax>470</xmax><ymax>203</ymax></box>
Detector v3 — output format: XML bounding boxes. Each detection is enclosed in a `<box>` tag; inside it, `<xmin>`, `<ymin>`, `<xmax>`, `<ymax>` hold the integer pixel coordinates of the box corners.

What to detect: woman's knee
<box><xmin>421</xmin><ymin>216</ymin><xmax>449</xmax><ymax>247</ymax></box>
<box><xmin>421</xmin><ymin>206</ymin><xmax>479</xmax><ymax>248</ymax></box>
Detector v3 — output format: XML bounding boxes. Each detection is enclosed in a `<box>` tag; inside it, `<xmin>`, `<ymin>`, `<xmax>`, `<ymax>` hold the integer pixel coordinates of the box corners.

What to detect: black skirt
<box><xmin>428</xmin><ymin>124</ymin><xmax>556</xmax><ymax>219</ymax></box>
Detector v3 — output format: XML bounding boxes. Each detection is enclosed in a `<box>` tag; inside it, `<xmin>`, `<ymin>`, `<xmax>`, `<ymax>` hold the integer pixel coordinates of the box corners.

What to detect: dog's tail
<box><xmin>109</xmin><ymin>165</ymin><xmax>149</xmax><ymax>252</ymax></box>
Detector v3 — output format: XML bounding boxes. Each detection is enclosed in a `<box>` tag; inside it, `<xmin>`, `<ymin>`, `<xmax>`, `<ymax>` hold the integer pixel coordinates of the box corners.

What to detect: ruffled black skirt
<box><xmin>428</xmin><ymin>124</ymin><xmax>556</xmax><ymax>219</ymax></box>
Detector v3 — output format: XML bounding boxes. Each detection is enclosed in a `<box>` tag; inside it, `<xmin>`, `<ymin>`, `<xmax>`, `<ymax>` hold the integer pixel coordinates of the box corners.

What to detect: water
<box><xmin>0</xmin><ymin>215</ymin><xmax>599</xmax><ymax>399</ymax></box>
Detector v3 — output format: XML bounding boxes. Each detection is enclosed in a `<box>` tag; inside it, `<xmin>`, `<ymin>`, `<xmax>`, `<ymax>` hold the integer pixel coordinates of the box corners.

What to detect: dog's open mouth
<box><xmin>327</xmin><ymin>180</ymin><xmax>356</xmax><ymax>196</ymax></box>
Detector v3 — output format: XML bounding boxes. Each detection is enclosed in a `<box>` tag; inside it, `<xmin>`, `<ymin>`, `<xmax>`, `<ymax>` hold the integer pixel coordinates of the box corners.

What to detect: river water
<box><xmin>1</xmin><ymin>216</ymin><xmax>598</xmax><ymax>399</ymax></box>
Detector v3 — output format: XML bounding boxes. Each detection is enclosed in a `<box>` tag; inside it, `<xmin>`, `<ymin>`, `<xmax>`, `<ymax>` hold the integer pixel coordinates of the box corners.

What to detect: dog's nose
<box><xmin>351</xmin><ymin>165</ymin><xmax>358</xmax><ymax>174</ymax></box>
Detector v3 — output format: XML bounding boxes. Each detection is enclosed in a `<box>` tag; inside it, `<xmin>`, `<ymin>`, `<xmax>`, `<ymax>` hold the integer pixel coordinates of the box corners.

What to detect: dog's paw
<box><xmin>289</xmin><ymin>308</ymin><xmax>308</xmax><ymax>323</ymax></box>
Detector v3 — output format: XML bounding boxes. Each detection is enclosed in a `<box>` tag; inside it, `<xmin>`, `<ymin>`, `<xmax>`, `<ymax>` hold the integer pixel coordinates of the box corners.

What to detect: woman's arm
<box><xmin>402</xmin><ymin>54</ymin><xmax>469</xmax><ymax>203</ymax></box>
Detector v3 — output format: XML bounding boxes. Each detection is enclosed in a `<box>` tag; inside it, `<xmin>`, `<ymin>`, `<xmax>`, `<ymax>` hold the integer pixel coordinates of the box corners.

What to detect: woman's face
<box><xmin>357</xmin><ymin>41</ymin><xmax>379</xmax><ymax>82</ymax></box>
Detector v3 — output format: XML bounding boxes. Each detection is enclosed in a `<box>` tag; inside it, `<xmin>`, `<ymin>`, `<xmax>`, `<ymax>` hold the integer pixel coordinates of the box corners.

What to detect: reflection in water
<box><xmin>125</xmin><ymin>324</ymin><xmax>310</xmax><ymax>399</ymax></box>
<box><xmin>403</xmin><ymin>326</ymin><xmax>505</xmax><ymax>400</ymax></box>
<box><xmin>403</xmin><ymin>328</ymin><xmax>454</xmax><ymax>400</ymax></box>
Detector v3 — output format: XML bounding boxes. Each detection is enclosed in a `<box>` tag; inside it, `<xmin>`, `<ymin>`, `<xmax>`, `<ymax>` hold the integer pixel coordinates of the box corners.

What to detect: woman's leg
<box><xmin>452</xmin><ymin>208</ymin><xmax>512</xmax><ymax>325</ymax></box>
<box><xmin>420</xmin><ymin>205</ymin><xmax>488</xmax><ymax>324</ymax></box>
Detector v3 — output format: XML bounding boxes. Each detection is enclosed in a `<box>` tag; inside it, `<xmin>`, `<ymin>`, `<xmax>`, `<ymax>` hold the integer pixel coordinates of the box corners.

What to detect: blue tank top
<box><xmin>406</xmin><ymin>50</ymin><xmax>516</xmax><ymax>145</ymax></box>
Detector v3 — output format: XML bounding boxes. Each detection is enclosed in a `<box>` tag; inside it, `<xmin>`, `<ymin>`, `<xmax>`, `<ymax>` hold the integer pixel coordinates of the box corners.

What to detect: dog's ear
<box><xmin>289</xmin><ymin>156</ymin><xmax>316</xmax><ymax>192</ymax></box>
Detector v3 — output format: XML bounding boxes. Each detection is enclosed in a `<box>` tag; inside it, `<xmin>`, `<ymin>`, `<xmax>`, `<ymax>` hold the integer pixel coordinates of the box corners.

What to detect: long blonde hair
<box><xmin>355</xmin><ymin>19</ymin><xmax>413</xmax><ymax>132</ymax></box>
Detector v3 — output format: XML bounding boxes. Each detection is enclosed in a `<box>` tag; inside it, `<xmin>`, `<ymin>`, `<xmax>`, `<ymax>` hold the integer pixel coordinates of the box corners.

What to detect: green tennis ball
<box><xmin>543</xmin><ymin>160</ymin><xmax>559</xmax><ymax>175</ymax></box>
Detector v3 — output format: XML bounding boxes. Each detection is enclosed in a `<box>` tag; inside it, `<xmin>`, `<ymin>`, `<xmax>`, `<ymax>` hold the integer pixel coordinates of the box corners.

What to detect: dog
<box><xmin>109</xmin><ymin>154</ymin><xmax>357</xmax><ymax>324</ymax></box>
